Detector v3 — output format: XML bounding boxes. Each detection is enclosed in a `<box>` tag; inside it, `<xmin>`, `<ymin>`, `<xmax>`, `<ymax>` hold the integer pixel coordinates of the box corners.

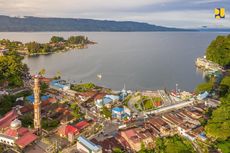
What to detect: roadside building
<box><xmin>58</xmin><ymin>125</ymin><xmax>79</xmax><ymax>142</ymax></box>
<box><xmin>75</xmin><ymin>120</ymin><xmax>90</xmax><ymax>131</ymax></box>
<box><xmin>95</xmin><ymin>94</ymin><xmax>119</xmax><ymax>109</ymax></box>
<box><xmin>147</xmin><ymin>117</ymin><xmax>171</xmax><ymax>136</ymax></box>
<box><xmin>77</xmin><ymin>136</ymin><xmax>102</xmax><ymax>153</ymax></box>
<box><xmin>120</xmin><ymin>127</ymin><xmax>154</xmax><ymax>152</ymax></box>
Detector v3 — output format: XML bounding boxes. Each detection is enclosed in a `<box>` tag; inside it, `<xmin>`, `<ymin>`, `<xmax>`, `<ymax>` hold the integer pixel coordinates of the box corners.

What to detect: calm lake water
<box><xmin>0</xmin><ymin>32</ymin><xmax>227</xmax><ymax>91</ymax></box>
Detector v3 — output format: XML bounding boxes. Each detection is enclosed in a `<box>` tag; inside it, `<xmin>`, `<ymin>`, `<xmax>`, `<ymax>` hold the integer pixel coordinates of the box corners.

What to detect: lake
<box><xmin>0</xmin><ymin>32</ymin><xmax>226</xmax><ymax>91</ymax></box>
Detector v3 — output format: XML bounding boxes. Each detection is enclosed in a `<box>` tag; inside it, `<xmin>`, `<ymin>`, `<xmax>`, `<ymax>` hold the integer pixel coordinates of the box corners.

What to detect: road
<box><xmin>144</xmin><ymin>99</ymin><xmax>205</xmax><ymax>115</ymax></box>
<box><xmin>128</xmin><ymin>95</ymin><xmax>141</xmax><ymax>115</ymax></box>
<box><xmin>158</xmin><ymin>90</ymin><xmax>174</xmax><ymax>106</ymax></box>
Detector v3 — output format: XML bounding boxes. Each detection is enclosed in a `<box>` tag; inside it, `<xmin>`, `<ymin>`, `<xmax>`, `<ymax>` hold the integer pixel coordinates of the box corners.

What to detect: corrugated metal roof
<box><xmin>77</xmin><ymin>136</ymin><xmax>101</xmax><ymax>152</ymax></box>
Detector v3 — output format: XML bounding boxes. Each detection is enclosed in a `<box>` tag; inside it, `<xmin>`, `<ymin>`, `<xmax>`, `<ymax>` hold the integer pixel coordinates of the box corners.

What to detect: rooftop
<box><xmin>77</xmin><ymin>136</ymin><xmax>101</xmax><ymax>152</ymax></box>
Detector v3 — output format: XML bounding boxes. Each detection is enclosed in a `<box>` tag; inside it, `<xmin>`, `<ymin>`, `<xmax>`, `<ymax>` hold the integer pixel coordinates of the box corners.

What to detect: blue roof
<box><xmin>26</xmin><ymin>95</ymin><xmax>50</xmax><ymax>103</ymax></box>
<box><xmin>103</xmin><ymin>97</ymin><xmax>113</xmax><ymax>104</ymax></box>
<box><xmin>50</xmin><ymin>80</ymin><xmax>70</xmax><ymax>89</ymax></box>
<box><xmin>198</xmin><ymin>91</ymin><xmax>209</xmax><ymax>100</ymax></box>
<box><xmin>77</xmin><ymin>136</ymin><xmax>101</xmax><ymax>152</ymax></box>
<box><xmin>104</xmin><ymin>95</ymin><xmax>119</xmax><ymax>101</ymax></box>
<box><xmin>112</xmin><ymin>107</ymin><xmax>124</xmax><ymax>112</ymax></box>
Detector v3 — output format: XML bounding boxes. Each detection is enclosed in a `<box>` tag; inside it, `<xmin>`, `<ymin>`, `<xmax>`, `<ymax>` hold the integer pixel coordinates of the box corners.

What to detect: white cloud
<box><xmin>0</xmin><ymin>0</ymin><xmax>229</xmax><ymax>28</ymax></box>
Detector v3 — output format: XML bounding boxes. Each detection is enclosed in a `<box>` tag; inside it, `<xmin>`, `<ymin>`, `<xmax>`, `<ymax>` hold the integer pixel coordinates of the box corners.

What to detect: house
<box><xmin>112</xmin><ymin>107</ymin><xmax>131</xmax><ymax>120</ymax></box>
<box><xmin>75</xmin><ymin>120</ymin><xmax>90</xmax><ymax>131</ymax></box>
<box><xmin>205</xmin><ymin>99</ymin><xmax>220</xmax><ymax>108</ymax></box>
<box><xmin>58</xmin><ymin>125</ymin><xmax>79</xmax><ymax>142</ymax></box>
<box><xmin>0</xmin><ymin>48</ymin><xmax>9</xmax><ymax>56</ymax></box>
<box><xmin>77</xmin><ymin>91</ymin><xmax>97</xmax><ymax>101</ymax></box>
<box><xmin>120</xmin><ymin>127</ymin><xmax>154</xmax><ymax>152</ymax></box>
<box><xmin>197</xmin><ymin>91</ymin><xmax>209</xmax><ymax>100</ymax></box>
<box><xmin>0</xmin><ymin>90</ymin><xmax>8</xmax><ymax>95</ymax></box>
<box><xmin>50</xmin><ymin>80</ymin><xmax>70</xmax><ymax>91</ymax></box>
<box><xmin>147</xmin><ymin>117</ymin><xmax>171</xmax><ymax>136</ymax></box>
<box><xmin>77</xmin><ymin>136</ymin><xmax>102</xmax><ymax>153</ymax></box>
<box><xmin>26</xmin><ymin>95</ymin><xmax>51</xmax><ymax>104</ymax></box>
<box><xmin>95</xmin><ymin>95</ymin><xmax>119</xmax><ymax>109</ymax></box>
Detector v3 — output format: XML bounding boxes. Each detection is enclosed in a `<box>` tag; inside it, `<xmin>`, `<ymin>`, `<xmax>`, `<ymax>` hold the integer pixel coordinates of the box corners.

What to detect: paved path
<box><xmin>128</xmin><ymin>95</ymin><xmax>141</xmax><ymax>115</ymax></box>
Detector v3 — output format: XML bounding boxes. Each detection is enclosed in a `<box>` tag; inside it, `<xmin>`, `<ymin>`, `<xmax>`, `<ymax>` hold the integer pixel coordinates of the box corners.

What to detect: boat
<box><xmin>97</xmin><ymin>74</ymin><xmax>102</xmax><ymax>79</ymax></box>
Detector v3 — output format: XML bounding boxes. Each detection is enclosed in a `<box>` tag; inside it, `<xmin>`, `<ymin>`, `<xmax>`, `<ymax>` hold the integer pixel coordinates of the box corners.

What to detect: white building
<box><xmin>77</xmin><ymin>136</ymin><xmax>102</xmax><ymax>153</ymax></box>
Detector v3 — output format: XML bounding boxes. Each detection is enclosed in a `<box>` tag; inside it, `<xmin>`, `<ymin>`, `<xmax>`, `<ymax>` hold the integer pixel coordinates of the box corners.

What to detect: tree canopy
<box><xmin>50</xmin><ymin>36</ymin><xmax>64</xmax><ymax>43</ymax></box>
<box><xmin>155</xmin><ymin>135</ymin><xmax>195</xmax><ymax>153</ymax></box>
<box><xmin>195</xmin><ymin>82</ymin><xmax>213</xmax><ymax>94</ymax></box>
<box><xmin>206</xmin><ymin>35</ymin><xmax>230</xmax><ymax>67</ymax></box>
<box><xmin>0</xmin><ymin>51</ymin><xmax>28</xmax><ymax>87</ymax></box>
<box><xmin>67</xmin><ymin>36</ymin><xmax>88</xmax><ymax>44</ymax></box>
<box><xmin>205</xmin><ymin>94</ymin><xmax>230</xmax><ymax>141</ymax></box>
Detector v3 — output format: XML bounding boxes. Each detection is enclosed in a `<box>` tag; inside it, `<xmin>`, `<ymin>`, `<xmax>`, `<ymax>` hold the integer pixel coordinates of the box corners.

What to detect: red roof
<box><xmin>66</xmin><ymin>125</ymin><xmax>78</xmax><ymax>135</ymax></box>
<box><xmin>78</xmin><ymin>91</ymin><xmax>97</xmax><ymax>98</ymax></box>
<box><xmin>123</xmin><ymin>129</ymin><xmax>136</xmax><ymax>138</ymax></box>
<box><xmin>75</xmin><ymin>121</ymin><xmax>89</xmax><ymax>130</ymax></box>
<box><xmin>0</xmin><ymin>110</ymin><xmax>18</xmax><ymax>129</ymax></box>
<box><xmin>48</xmin><ymin>97</ymin><xmax>57</xmax><ymax>103</ymax></box>
<box><xmin>93</xmin><ymin>93</ymin><xmax>106</xmax><ymax>100</ymax></box>
<box><xmin>15</xmin><ymin>132</ymin><xmax>37</xmax><ymax>149</ymax></box>
<box><xmin>4</xmin><ymin>127</ymin><xmax>28</xmax><ymax>137</ymax></box>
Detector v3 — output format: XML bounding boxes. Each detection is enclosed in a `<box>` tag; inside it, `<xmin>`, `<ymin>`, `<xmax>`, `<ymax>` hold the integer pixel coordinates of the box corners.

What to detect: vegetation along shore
<box><xmin>0</xmin><ymin>35</ymin><xmax>96</xmax><ymax>56</ymax></box>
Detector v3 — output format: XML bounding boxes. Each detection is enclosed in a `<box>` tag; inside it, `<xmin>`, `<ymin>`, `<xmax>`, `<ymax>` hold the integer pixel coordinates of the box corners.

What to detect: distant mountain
<box><xmin>0</xmin><ymin>15</ymin><xmax>192</xmax><ymax>32</ymax></box>
<box><xmin>198</xmin><ymin>28</ymin><xmax>230</xmax><ymax>32</ymax></box>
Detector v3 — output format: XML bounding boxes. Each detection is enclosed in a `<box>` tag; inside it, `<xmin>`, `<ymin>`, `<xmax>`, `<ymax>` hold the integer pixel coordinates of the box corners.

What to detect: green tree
<box><xmin>101</xmin><ymin>106</ymin><xmax>111</xmax><ymax>119</ymax></box>
<box><xmin>0</xmin><ymin>52</ymin><xmax>28</xmax><ymax>87</ymax></box>
<box><xmin>217</xmin><ymin>139</ymin><xmax>230</xmax><ymax>153</ymax></box>
<box><xmin>205</xmin><ymin>95</ymin><xmax>230</xmax><ymax>141</ymax></box>
<box><xmin>39</xmin><ymin>68</ymin><xmax>46</xmax><ymax>76</ymax></box>
<box><xmin>70</xmin><ymin>103</ymin><xmax>81</xmax><ymax>119</ymax></box>
<box><xmin>26</xmin><ymin>41</ymin><xmax>42</xmax><ymax>54</ymax></box>
<box><xmin>155</xmin><ymin>135</ymin><xmax>195</xmax><ymax>153</ymax></box>
<box><xmin>67</xmin><ymin>36</ymin><xmax>88</xmax><ymax>44</ymax></box>
<box><xmin>50</xmin><ymin>36</ymin><xmax>64</xmax><ymax>43</ymax></box>
<box><xmin>113</xmin><ymin>147</ymin><xmax>124</xmax><ymax>153</ymax></box>
<box><xmin>195</xmin><ymin>82</ymin><xmax>213</xmax><ymax>94</ymax></box>
<box><xmin>206</xmin><ymin>35</ymin><xmax>230</xmax><ymax>67</ymax></box>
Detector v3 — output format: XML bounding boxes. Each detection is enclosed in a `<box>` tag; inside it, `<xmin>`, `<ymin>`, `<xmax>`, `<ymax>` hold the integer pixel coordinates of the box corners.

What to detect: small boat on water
<box><xmin>97</xmin><ymin>74</ymin><xmax>102</xmax><ymax>79</ymax></box>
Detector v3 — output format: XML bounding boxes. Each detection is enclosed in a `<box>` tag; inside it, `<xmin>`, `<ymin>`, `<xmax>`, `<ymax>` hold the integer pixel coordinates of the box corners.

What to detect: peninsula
<box><xmin>0</xmin><ymin>35</ymin><xmax>96</xmax><ymax>56</ymax></box>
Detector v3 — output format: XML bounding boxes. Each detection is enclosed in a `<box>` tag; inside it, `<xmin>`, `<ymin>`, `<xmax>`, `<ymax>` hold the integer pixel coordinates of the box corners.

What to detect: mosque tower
<box><xmin>33</xmin><ymin>76</ymin><xmax>42</xmax><ymax>135</ymax></box>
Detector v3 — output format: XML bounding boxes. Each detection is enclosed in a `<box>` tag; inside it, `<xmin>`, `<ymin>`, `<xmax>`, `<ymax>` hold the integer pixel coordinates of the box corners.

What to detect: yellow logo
<box><xmin>215</xmin><ymin>8</ymin><xmax>225</xmax><ymax>19</ymax></box>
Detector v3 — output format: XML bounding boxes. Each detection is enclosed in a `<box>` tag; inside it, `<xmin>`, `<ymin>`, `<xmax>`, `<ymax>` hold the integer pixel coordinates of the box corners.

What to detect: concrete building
<box><xmin>77</xmin><ymin>136</ymin><xmax>102</xmax><ymax>153</ymax></box>
<box><xmin>120</xmin><ymin>127</ymin><xmax>154</xmax><ymax>152</ymax></box>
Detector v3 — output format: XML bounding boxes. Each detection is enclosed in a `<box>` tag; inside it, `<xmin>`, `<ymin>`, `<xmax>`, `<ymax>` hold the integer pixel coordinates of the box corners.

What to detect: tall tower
<box><xmin>33</xmin><ymin>76</ymin><xmax>42</xmax><ymax>135</ymax></box>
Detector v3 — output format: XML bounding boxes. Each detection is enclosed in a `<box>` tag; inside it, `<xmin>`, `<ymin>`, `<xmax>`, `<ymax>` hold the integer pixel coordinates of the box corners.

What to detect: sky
<box><xmin>0</xmin><ymin>0</ymin><xmax>229</xmax><ymax>28</ymax></box>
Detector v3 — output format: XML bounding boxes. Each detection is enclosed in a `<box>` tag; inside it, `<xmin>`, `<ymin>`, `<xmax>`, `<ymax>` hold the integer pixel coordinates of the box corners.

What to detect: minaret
<box><xmin>33</xmin><ymin>76</ymin><xmax>42</xmax><ymax>135</ymax></box>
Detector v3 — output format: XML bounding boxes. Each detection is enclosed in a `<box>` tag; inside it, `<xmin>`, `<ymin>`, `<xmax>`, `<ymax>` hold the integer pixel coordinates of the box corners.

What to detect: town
<box><xmin>0</xmin><ymin>68</ymin><xmax>221</xmax><ymax>153</ymax></box>
<box><xmin>1</xmin><ymin>34</ymin><xmax>230</xmax><ymax>153</ymax></box>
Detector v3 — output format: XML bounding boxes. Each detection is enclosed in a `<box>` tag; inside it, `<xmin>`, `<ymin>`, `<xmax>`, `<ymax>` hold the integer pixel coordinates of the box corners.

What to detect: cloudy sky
<box><xmin>0</xmin><ymin>0</ymin><xmax>229</xmax><ymax>28</ymax></box>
